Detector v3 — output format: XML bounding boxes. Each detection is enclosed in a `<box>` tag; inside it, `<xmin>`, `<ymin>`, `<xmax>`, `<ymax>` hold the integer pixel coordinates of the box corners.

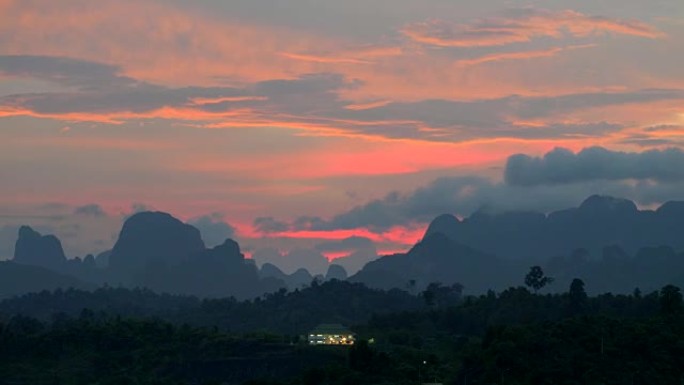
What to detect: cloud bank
<box><xmin>505</xmin><ymin>147</ymin><xmax>684</xmax><ymax>186</ymax></box>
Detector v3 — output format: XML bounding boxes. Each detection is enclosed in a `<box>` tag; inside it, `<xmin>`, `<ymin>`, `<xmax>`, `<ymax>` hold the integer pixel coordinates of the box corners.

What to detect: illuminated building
<box><xmin>307</xmin><ymin>324</ymin><xmax>355</xmax><ymax>345</ymax></box>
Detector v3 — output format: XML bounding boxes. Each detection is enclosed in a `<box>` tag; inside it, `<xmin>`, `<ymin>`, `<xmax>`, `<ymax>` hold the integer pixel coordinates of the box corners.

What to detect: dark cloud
<box><xmin>644</xmin><ymin>124</ymin><xmax>682</xmax><ymax>132</ymax></box>
<box><xmin>4</xmin><ymin>56</ymin><xmax>684</xmax><ymax>143</ymax></box>
<box><xmin>342</xmin><ymin>89</ymin><xmax>684</xmax><ymax>133</ymax></box>
<box><xmin>293</xmin><ymin>216</ymin><xmax>329</xmax><ymax>231</ymax></box>
<box><xmin>254</xmin><ymin>73</ymin><xmax>351</xmax><ymax>97</ymax></box>
<box><xmin>0</xmin><ymin>58</ymin><xmax>349</xmax><ymax>118</ymax></box>
<box><xmin>619</xmin><ymin>137</ymin><xmax>681</xmax><ymax>147</ymax></box>
<box><xmin>188</xmin><ymin>213</ymin><xmax>236</xmax><ymax>248</ymax></box>
<box><xmin>316</xmin><ymin>89</ymin><xmax>679</xmax><ymax>142</ymax></box>
<box><xmin>510</xmin><ymin>89</ymin><xmax>684</xmax><ymax>120</ymax></box>
<box><xmin>74</xmin><ymin>204</ymin><xmax>106</xmax><ymax>217</ymax></box>
<box><xmin>0</xmin><ymin>84</ymin><xmax>245</xmax><ymax>116</ymax></box>
<box><xmin>505</xmin><ymin>147</ymin><xmax>684</xmax><ymax>186</ymax></box>
<box><xmin>0</xmin><ymin>55</ymin><xmax>133</xmax><ymax>89</ymax></box>
<box><xmin>167</xmin><ymin>1</ymin><xmax>678</xmax><ymax>39</ymax></box>
<box><xmin>296</xmin><ymin>177</ymin><xmax>492</xmax><ymax>231</ymax></box>
<box><xmin>0</xmin><ymin>55</ymin><xmax>248</xmax><ymax>116</ymax></box>
<box><xmin>122</xmin><ymin>203</ymin><xmax>154</xmax><ymax>220</ymax></box>
<box><xmin>402</xmin><ymin>8</ymin><xmax>662</xmax><ymax>48</ymax></box>
<box><xmin>131</xmin><ymin>203</ymin><xmax>153</xmax><ymax>213</ymax></box>
<box><xmin>253</xmin><ymin>217</ymin><xmax>290</xmax><ymax>233</ymax></box>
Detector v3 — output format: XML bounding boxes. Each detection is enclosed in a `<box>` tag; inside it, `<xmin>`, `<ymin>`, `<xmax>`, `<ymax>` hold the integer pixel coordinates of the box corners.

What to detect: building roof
<box><xmin>309</xmin><ymin>323</ymin><xmax>354</xmax><ymax>335</ymax></box>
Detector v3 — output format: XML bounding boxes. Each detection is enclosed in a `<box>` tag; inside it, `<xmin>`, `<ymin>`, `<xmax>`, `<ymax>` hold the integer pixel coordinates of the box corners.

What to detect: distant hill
<box><xmin>0</xmin><ymin>281</ymin><xmax>424</xmax><ymax>333</ymax></box>
<box><xmin>351</xmin><ymin>235</ymin><xmax>684</xmax><ymax>295</ymax></box>
<box><xmin>259</xmin><ymin>263</ymin><xmax>316</xmax><ymax>290</ymax></box>
<box><xmin>10</xmin><ymin>226</ymin><xmax>102</xmax><ymax>284</ymax></box>
<box><xmin>544</xmin><ymin>245</ymin><xmax>684</xmax><ymax>294</ymax></box>
<box><xmin>6</xmin><ymin>196</ymin><xmax>684</xmax><ymax>299</ymax></box>
<box><xmin>424</xmin><ymin>195</ymin><xmax>684</xmax><ymax>259</ymax></box>
<box><xmin>140</xmin><ymin>239</ymin><xmax>284</xmax><ymax>299</ymax></box>
<box><xmin>0</xmin><ymin>261</ymin><xmax>91</xmax><ymax>299</ymax></box>
<box><xmin>351</xmin><ymin>195</ymin><xmax>684</xmax><ymax>295</ymax></box>
<box><xmin>7</xmin><ymin>212</ymin><xmax>286</xmax><ymax>300</ymax></box>
<box><xmin>351</xmin><ymin>233</ymin><xmax>525</xmax><ymax>293</ymax></box>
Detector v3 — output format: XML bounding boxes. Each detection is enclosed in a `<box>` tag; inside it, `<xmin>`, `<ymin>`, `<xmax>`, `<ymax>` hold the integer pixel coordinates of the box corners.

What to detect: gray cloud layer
<box><xmin>505</xmin><ymin>147</ymin><xmax>684</xmax><ymax>186</ymax></box>
<box><xmin>188</xmin><ymin>213</ymin><xmax>236</xmax><ymax>248</ymax></box>
<box><xmin>402</xmin><ymin>8</ymin><xmax>662</xmax><ymax>48</ymax></box>
<box><xmin>0</xmin><ymin>55</ymin><xmax>133</xmax><ymax>89</ymax></box>
<box><xmin>3</xmin><ymin>55</ymin><xmax>684</xmax><ymax>143</ymax></box>
<box><xmin>253</xmin><ymin>217</ymin><xmax>290</xmax><ymax>233</ymax></box>
<box><xmin>74</xmin><ymin>204</ymin><xmax>106</xmax><ymax>217</ymax></box>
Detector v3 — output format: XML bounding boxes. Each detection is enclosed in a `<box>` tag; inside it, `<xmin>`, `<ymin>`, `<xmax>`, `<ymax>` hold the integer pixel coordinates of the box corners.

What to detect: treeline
<box><xmin>1</xmin><ymin>280</ymin><xmax>682</xmax><ymax>384</ymax></box>
<box><xmin>360</xmin><ymin>283</ymin><xmax>684</xmax><ymax>385</ymax></box>
<box><xmin>0</xmin><ymin>280</ymin><xmax>423</xmax><ymax>334</ymax></box>
<box><xmin>365</xmin><ymin>284</ymin><xmax>665</xmax><ymax>338</ymax></box>
<box><xmin>0</xmin><ymin>316</ymin><xmax>347</xmax><ymax>385</ymax></box>
<box><xmin>460</xmin><ymin>315</ymin><xmax>684</xmax><ymax>384</ymax></box>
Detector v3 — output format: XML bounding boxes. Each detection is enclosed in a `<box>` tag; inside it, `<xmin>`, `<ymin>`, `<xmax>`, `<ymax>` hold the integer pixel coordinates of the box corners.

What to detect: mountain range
<box><xmin>1</xmin><ymin>195</ymin><xmax>683</xmax><ymax>299</ymax></box>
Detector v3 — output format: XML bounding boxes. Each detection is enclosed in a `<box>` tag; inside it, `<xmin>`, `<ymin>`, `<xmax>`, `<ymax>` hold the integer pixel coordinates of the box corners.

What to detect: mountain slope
<box><xmin>0</xmin><ymin>261</ymin><xmax>92</xmax><ymax>299</ymax></box>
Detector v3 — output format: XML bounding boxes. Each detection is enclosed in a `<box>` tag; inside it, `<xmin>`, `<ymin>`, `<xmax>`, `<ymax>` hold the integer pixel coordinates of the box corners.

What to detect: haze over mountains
<box><xmin>1</xmin><ymin>195</ymin><xmax>684</xmax><ymax>299</ymax></box>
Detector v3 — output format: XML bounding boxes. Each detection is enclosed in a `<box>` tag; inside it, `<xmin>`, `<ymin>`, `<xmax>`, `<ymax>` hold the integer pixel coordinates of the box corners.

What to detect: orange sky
<box><xmin>1</xmin><ymin>0</ymin><xmax>683</xmax><ymax>270</ymax></box>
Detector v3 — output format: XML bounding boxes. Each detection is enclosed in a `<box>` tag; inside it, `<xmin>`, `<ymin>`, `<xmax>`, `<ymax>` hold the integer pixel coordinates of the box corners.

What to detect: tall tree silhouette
<box><xmin>659</xmin><ymin>284</ymin><xmax>683</xmax><ymax>316</ymax></box>
<box><xmin>524</xmin><ymin>266</ymin><xmax>554</xmax><ymax>293</ymax></box>
<box><xmin>568</xmin><ymin>278</ymin><xmax>588</xmax><ymax>315</ymax></box>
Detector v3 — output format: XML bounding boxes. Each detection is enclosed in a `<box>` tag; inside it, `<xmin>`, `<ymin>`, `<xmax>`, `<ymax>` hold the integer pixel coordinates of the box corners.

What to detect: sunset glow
<box><xmin>1</xmin><ymin>0</ymin><xmax>683</xmax><ymax>272</ymax></box>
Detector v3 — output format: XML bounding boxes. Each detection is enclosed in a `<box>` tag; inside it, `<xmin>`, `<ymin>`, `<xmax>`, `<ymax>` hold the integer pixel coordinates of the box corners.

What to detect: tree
<box><xmin>524</xmin><ymin>266</ymin><xmax>554</xmax><ymax>293</ymax></box>
<box><xmin>422</xmin><ymin>287</ymin><xmax>436</xmax><ymax>306</ymax></box>
<box><xmin>421</xmin><ymin>282</ymin><xmax>464</xmax><ymax>307</ymax></box>
<box><xmin>568</xmin><ymin>278</ymin><xmax>587</xmax><ymax>314</ymax></box>
<box><xmin>406</xmin><ymin>279</ymin><xmax>417</xmax><ymax>295</ymax></box>
<box><xmin>659</xmin><ymin>284</ymin><xmax>683</xmax><ymax>316</ymax></box>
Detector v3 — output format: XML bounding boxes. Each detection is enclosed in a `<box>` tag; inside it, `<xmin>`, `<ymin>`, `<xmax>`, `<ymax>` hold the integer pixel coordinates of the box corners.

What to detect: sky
<box><xmin>1</xmin><ymin>0</ymin><xmax>684</xmax><ymax>273</ymax></box>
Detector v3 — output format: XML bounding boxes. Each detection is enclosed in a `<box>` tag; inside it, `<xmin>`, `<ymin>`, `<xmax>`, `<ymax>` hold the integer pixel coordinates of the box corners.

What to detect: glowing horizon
<box><xmin>1</xmin><ymin>0</ymin><xmax>683</xmax><ymax>272</ymax></box>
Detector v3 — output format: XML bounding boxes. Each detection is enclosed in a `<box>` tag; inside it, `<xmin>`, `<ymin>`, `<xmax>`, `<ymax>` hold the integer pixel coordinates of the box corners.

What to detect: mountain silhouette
<box><xmin>352</xmin><ymin>195</ymin><xmax>684</xmax><ymax>294</ymax></box>
<box><xmin>542</xmin><ymin>244</ymin><xmax>684</xmax><ymax>294</ymax></box>
<box><xmin>289</xmin><ymin>268</ymin><xmax>315</xmax><ymax>289</ymax></box>
<box><xmin>5</xmin><ymin>196</ymin><xmax>684</xmax><ymax>299</ymax></box>
<box><xmin>103</xmin><ymin>212</ymin><xmax>285</xmax><ymax>299</ymax></box>
<box><xmin>351</xmin><ymin>232</ymin><xmax>523</xmax><ymax>292</ymax></box>
<box><xmin>13</xmin><ymin>226</ymin><xmax>67</xmax><ymax>271</ymax></box>
<box><xmin>424</xmin><ymin>195</ymin><xmax>684</xmax><ymax>260</ymax></box>
<box><xmin>138</xmin><ymin>238</ymin><xmax>282</xmax><ymax>299</ymax></box>
<box><xmin>259</xmin><ymin>263</ymin><xmax>316</xmax><ymax>291</ymax></box>
<box><xmin>0</xmin><ymin>261</ymin><xmax>91</xmax><ymax>299</ymax></box>
<box><xmin>260</xmin><ymin>262</ymin><xmax>288</xmax><ymax>281</ymax></box>
<box><xmin>325</xmin><ymin>264</ymin><xmax>348</xmax><ymax>281</ymax></box>
<box><xmin>109</xmin><ymin>211</ymin><xmax>205</xmax><ymax>280</ymax></box>
<box><xmin>259</xmin><ymin>262</ymin><xmax>289</xmax><ymax>287</ymax></box>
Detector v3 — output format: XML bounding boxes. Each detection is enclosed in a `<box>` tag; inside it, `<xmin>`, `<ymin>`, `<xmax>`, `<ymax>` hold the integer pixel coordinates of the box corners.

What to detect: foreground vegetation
<box><xmin>0</xmin><ymin>279</ymin><xmax>682</xmax><ymax>384</ymax></box>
